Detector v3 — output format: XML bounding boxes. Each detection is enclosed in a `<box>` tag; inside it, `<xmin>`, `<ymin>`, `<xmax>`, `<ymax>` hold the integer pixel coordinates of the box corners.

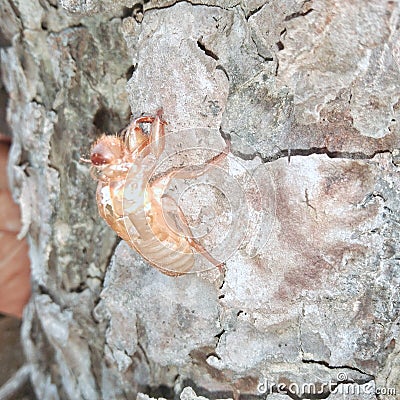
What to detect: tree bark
<box><xmin>1</xmin><ymin>0</ymin><xmax>399</xmax><ymax>399</ymax></box>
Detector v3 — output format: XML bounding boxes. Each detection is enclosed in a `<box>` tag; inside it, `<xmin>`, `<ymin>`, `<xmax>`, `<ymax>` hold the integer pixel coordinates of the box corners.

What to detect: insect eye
<box><xmin>91</xmin><ymin>152</ymin><xmax>112</xmax><ymax>166</ymax></box>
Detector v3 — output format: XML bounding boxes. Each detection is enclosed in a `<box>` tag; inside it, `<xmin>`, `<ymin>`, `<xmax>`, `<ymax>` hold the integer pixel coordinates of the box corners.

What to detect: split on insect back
<box><xmin>88</xmin><ymin>109</ymin><xmax>276</xmax><ymax>276</ymax></box>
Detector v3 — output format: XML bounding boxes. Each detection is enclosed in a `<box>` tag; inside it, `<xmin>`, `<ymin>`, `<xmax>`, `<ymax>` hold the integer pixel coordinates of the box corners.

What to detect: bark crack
<box><xmin>196</xmin><ymin>38</ymin><xmax>219</xmax><ymax>61</ymax></box>
<box><xmin>250</xmin><ymin>36</ymin><xmax>274</xmax><ymax>62</ymax></box>
<box><xmin>230</xmin><ymin>145</ymin><xmax>394</xmax><ymax>164</ymax></box>
<box><xmin>242</xmin><ymin>3</ymin><xmax>266</xmax><ymax>21</ymax></box>
<box><xmin>196</xmin><ymin>37</ymin><xmax>232</xmax><ymax>85</ymax></box>
<box><xmin>284</xmin><ymin>8</ymin><xmax>314</xmax><ymax>21</ymax></box>
<box><xmin>143</xmin><ymin>0</ymin><xmax>239</xmax><ymax>13</ymax></box>
<box><xmin>301</xmin><ymin>358</ymin><xmax>374</xmax><ymax>380</ymax></box>
<box><xmin>214</xmin><ymin>328</ymin><xmax>226</xmax><ymax>355</ymax></box>
<box><xmin>216</xmin><ymin>64</ymin><xmax>230</xmax><ymax>81</ymax></box>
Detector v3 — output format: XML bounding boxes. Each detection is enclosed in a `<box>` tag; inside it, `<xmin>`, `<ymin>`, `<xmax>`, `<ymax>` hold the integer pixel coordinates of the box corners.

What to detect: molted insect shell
<box><xmin>89</xmin><ymin>110</ymin><xmax>228</xmax><ymax>276</ymax></box>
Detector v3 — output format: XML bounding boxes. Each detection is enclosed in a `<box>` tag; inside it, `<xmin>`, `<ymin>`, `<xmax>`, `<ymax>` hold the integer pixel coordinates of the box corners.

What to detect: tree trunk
<box><xmin>1</xmin><ymin>0</ymin><xmax>399</xmax><ymax>399</ymax></box>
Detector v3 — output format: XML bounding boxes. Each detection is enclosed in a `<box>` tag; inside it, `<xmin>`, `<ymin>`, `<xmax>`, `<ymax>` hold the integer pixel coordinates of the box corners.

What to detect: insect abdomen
<box><xmin>127</xmin><ymin>212</ymin><xmax>194</xmax><ymax>275</ymax></box>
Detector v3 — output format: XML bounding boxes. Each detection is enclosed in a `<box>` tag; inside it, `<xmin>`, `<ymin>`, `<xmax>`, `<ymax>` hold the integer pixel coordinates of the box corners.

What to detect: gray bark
<box><xmin>1</xmin><ymin>0</ymin><xmax>399</xmax><ymax>399</ymax></box>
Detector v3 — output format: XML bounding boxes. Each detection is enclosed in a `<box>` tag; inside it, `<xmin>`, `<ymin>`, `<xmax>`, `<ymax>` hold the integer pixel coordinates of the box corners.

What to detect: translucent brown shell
<box><xmin>89</xmin><ymin>109</ymin><xmax>230</xmax><ymax>276</ymax></box>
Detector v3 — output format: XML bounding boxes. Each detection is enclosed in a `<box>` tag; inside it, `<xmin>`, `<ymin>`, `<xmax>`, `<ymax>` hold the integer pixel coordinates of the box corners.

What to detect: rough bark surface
<box><xmin>1</xmin><ymin>0</ymin><xmax>399</xmax><ymax>399</ymax></box>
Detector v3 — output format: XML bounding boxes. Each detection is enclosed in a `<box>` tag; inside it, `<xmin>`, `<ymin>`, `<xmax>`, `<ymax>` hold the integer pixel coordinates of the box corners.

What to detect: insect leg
<box><xmin>148</xmin><ymin>108</ymin><xmax>167</xmax><ymax>157</ymax></box>
<box><xmin>122</xmin><ymin>112</ymin><xmax>164</xmax><ymax>153</ymax></box>
<box><xmin>122</xmin><ymin>119</ymin><xmax>149</xmax><ymax>153</ymax></box>
<box><xmin>150</xmin><ymin>138</ymin><xmax>230</xmax><ymax>187</ymax></box>
<box><xmin>161</xmin><ymin>194</ymin><xmax>225</xmax><ymax>273</ymax></box>
<box><xmin>171</xmin><ymin>138</ymin><xmax>230</xmax><ymax>180</ymax></box>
